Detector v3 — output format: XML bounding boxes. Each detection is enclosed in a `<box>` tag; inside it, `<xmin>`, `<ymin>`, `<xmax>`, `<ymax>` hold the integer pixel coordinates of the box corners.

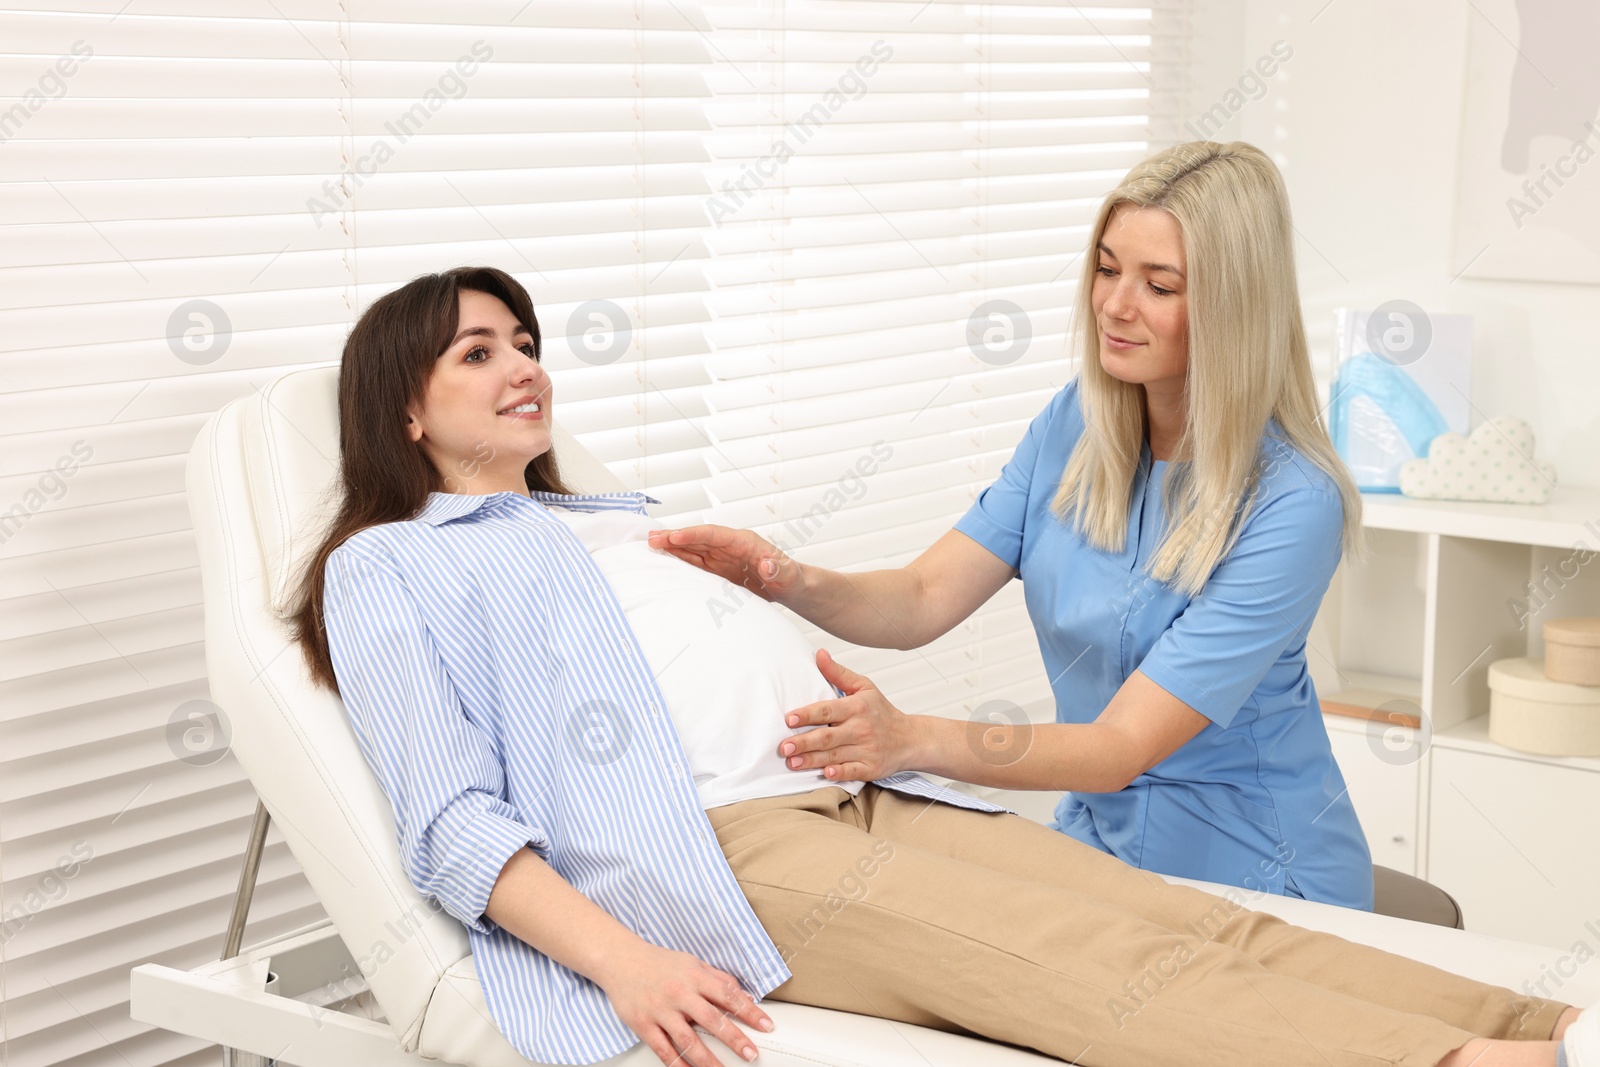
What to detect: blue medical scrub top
<box><xmin>954</xmin><ymin>379</ymin><xmax>1374</xmax><ymax>910</ymax></box>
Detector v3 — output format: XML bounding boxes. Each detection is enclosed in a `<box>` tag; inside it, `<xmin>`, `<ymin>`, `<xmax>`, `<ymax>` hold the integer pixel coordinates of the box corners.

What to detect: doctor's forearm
<box><xmin>909</xmin><ymin>717</ymin><xmax>1136</xmax><ymax>793</ymax></box>
<box><xmin>785</xmin><ymin>562</ymin><xmax>943</xmax><ymax>649</ymax></box>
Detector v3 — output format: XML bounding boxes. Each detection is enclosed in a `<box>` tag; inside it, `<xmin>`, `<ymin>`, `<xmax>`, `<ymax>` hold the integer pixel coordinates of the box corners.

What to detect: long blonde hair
<box><xmin>1052</xmin><ymin>140</ymin><xmax>1363</xmax><ymax>595</ymax></box>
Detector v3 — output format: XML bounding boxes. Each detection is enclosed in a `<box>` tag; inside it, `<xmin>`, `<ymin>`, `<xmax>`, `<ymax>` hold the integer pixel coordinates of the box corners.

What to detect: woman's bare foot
<box><xmin>1435</xmin><ymin>1038</ymin><xmax>1560</xmax><ymax>1066</ymax></box>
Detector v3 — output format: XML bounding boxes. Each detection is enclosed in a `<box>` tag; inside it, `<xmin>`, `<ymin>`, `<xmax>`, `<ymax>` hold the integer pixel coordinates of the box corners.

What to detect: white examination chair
<box><xmin>132</xmin><ymin>365</ymin><xmax>1596</xmax><ymax>1067</ymax></box>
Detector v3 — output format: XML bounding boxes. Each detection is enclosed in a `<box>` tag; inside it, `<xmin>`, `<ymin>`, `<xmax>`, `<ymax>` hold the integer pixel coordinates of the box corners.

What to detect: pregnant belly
<box><xmin>585</xmin><ymin>541</ymin><xmax>838</xmax><ymax>783</ymax></box>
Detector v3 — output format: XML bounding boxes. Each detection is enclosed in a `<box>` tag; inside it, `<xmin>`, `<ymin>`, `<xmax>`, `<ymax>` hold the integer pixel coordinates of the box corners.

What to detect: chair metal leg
<box><xmin>224</xmin><ymin>800</ymin><xmax>272</xmax><ymax>959</ymax></box>
<box><xmin>222</xmin><ymin>800</ymin><xmax>275</xmax><ymax>1067</ymax></box>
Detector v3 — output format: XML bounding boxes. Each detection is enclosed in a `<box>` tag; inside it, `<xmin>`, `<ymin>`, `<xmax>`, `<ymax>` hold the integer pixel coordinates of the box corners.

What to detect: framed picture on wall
<box><xmin>1450</xmin><ymin>0</ymin><xmax>1600</xmax><ymax>285</ymax></box>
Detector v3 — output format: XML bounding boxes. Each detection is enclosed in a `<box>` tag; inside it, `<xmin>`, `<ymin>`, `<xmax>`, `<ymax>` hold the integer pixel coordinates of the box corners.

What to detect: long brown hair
<box><xmin>286</xmin><ymin>266</ymin><xmax>572</xmax><ymax>692</ymax></box>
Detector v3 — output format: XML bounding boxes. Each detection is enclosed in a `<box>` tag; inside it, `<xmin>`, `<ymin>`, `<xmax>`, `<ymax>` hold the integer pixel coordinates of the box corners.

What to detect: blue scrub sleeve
<box><xmin>953</xmin><ymin>383</ymin><xmax>1077</xmax><ymax>567</ymax></box>
<box><xmin>1136</xmin><ymin>487</ymin><xmax>1343</xmax><ymax>729</ymax></box>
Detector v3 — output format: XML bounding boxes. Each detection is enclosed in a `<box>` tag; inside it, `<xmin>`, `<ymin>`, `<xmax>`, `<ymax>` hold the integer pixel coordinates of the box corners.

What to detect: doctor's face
<box><xmin>405</xmin><ymin>288</ymin><xmax>554</xmax><ymax>495</ymax></box>
<box><xmin>1091</xmin><ymin>204</ymin><xmax>1189</xmax><ymax>394</ymax></box>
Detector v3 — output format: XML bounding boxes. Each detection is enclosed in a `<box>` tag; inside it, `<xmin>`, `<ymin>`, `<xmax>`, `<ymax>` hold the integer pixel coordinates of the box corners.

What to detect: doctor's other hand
<box><xmin>647</xmin><ymin>523</ymin><xmax>802</xmax><ymax>603</ymax></box>
<box><xmin>598</xmin><ymin>941</ymin><xmax>773</xmax><ymax>1067</ymax></box>
<box><xmin>779</xmin><ymin>649</ymin><xmax>921</xmax><ymax>782</ymax></box>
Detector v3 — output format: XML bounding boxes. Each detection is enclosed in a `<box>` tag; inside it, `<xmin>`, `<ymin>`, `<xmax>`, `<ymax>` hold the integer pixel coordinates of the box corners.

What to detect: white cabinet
<box><xmin>1426</xmin><ymin>725</ymin><xmax>1600</xmax><ymax>949</ymax></box>
<box><xmin>1311</xmin><ymin>485</ymin><xmax>1600</xmax><ymax>949</ymax></box>
<box><xmin>1322</xmin><ymin>715</ymin><xmax>1419</xmax><ymax>874</ymax></box>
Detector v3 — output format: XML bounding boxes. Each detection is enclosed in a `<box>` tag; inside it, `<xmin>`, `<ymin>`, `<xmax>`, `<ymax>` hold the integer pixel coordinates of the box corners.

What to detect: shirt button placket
<box><xmin>647</xmin><ymin>702</ymin><xmax>683</xmax><ymax>776</ymax></box>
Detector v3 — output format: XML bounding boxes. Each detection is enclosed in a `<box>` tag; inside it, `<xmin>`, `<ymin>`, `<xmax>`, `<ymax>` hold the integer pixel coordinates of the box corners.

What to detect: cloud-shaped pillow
<box><xmin>1399</xmin><ymin>415</ymin><xmax>1555</xmax><ymax>503</ymax></box>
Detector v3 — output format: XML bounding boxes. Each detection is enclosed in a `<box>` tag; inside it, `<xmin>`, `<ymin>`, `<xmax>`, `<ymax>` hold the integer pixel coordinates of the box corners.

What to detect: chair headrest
<box><xmin>246</xmin><ymin>366</ymin><xmax>341</xmax><ymax>619</ymax></box>
<box><xmin>249</xmin><ymin>365</ymin><xmax>628</xmax><ymax>619</ymax></box>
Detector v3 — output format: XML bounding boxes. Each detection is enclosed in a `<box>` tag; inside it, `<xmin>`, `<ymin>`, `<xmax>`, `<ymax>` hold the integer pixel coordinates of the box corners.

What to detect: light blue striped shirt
<box><xmin>321</xmin><ymin>488</ymin><xmax>1002</xmax><ymax>1065</ymax></box>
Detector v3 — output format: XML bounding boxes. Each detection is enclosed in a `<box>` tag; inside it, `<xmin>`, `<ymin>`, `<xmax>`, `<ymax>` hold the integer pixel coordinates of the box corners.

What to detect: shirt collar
<box><xmin>413</xmin><ymin>489</ymin><xmax>661</xmax><ymax>527</ymax></box>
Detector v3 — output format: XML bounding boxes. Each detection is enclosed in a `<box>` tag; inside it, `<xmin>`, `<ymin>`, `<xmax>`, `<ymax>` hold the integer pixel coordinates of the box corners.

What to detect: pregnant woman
<box><xmin>285</xmin><ymin>264</ymin><xmax>1593</xmax><ymax>1067</ymax></box>
<box><xmin>652</xmin><ymin>140</ymin><xmax>1376</xmax><ymax>909</ymax></box>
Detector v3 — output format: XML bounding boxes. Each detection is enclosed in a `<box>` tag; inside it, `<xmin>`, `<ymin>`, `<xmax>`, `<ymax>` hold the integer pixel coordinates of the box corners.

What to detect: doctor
<box><xmin>651</xmin><ymin>140</ymin><xmax>1377</xmax><ymax>910</ymax></box>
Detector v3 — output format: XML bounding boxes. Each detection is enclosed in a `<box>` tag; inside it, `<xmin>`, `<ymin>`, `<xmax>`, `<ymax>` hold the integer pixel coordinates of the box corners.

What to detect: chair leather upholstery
<box><xmin>1374</xmin><ymin>865</ymin><xmax>1465</xmax><ymax>930</ymax></box>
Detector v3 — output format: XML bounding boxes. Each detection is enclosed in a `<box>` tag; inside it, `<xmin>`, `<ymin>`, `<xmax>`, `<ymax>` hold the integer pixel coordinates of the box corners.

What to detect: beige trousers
<box><xmin>706</xmin><ymin>785</ymin><xmax>1569</xmax><ymax>1067</ymax></box>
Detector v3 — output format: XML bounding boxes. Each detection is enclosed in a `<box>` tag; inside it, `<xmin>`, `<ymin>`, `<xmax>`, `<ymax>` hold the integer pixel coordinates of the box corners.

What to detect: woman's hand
<box><xmin>596</xmin><ymin>940</ymin><xmax>773</xmax><ymax>1067</ymax></box>
<box><xmin>778</xmin><ymin>649</ymin><xmax>922</xmax><ymax>782</ymax></box>
<box><xmin>647</xmin><ymin>524</ymin><xmax>803</xmax><ymax>604</ymax></box>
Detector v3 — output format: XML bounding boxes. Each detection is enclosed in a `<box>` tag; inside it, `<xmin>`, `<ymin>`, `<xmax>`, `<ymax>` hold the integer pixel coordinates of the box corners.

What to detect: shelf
<box><xmin>1320</xmin><ymin>697</ymin><xmax>1423</xmax><ymax>730</ymax></box>
<box><xmin>1360</xmin><ymin>485</ymin><xmax>1600</xmax><ymax>548</ymax></box>
<box><xmin>1320</xmin><ymin>484</ymin><xmax>1600</xmax><ymax>947</ymax></box>
<box><xmin>1320</xmin><ymin>671</ymin><xmax>1423</xmax><ymax>728</ymax></box>
<box><xmin>1432</xmin><ymin>714</ymin><xmax>1600</xmax><ymax>773</ymax></box>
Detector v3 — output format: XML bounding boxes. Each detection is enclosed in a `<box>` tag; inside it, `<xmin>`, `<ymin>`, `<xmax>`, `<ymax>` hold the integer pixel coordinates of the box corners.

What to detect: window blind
<box><xmin>697</xmin><ymin>0</ymin><xmax>1188</xmax><ymax>721</ymax></box>
<box><xmin>0</xmin><ymin>3</ymin><xmax>719</xmax><ymax>1065</ymax></box>
<box><xmin>1</xmin><ymin>2</ymin><xmax>1191</xmax><ymax>1064</ymax></box>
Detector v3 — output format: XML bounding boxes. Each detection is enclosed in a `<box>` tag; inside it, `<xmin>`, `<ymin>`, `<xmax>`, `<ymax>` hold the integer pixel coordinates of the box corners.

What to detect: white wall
<box><xmin>1190</xmin><ymin>0</ymin><xmax>1600</xmax><ymax>490</ymax></box>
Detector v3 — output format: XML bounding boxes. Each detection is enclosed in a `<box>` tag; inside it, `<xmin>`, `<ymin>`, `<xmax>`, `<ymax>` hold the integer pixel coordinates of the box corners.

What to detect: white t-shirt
<box><xmin>547</xmin><ymin>505</ymin><xmax>865</xmax><ymax>810</ymax></box>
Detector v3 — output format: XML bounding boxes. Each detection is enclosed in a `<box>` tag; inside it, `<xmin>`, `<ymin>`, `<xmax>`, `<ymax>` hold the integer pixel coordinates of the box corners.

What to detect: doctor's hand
<box><xmin>598</xmin><ymin>941</ymin><xmax>772</xmax><ymax>1067</ymax></box>
<box><xmin>647</xmin><ymin>524</ymin><xmax>803</xmax><ymax>604</ymax></box>
<box><xmin>779</xmin><ymin>649</ymin><xmax>921</xmax><ymax>782</ymax></box>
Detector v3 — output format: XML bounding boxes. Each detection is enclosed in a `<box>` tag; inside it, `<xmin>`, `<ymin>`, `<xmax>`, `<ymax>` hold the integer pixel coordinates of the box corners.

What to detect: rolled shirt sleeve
<box><xmin>323</xmin><ymin>545</ymin><xmax>550</xmax><ymax>935</ymax></box>
<box><xmin>1135</xmin><ymin>488</ymin><xmax>1344</xmax><ymax>729</ymax></box>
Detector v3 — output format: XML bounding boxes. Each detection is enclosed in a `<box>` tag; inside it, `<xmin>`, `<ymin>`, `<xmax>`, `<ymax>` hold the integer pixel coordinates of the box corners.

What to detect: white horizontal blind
<box><xmin>335</xmin><ymin>2</ymin><xmax>726</xmax><ymax>513</ymax></box>
<box><xmin>0</xmin><ymin>3</ymin><xmax>717</xmax><ymax>1065</ymax></box>
<box><xmin>1</xmin><ymin>8</ymin><xmax>353</xmax><ymax>1067</ymax></box>
<box><xmin>698</xmin><ymin>0</ymin><xmax>1187</xmax><ymax>721</ymax></box>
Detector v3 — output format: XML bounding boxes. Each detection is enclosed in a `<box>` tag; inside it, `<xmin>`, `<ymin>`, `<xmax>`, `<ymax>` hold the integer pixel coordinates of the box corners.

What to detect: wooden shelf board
<box><xmin>1320</xmin><ymin>681</ymin><xmax>1424</xmax><ymax>729</ymax></box>
<box><xmin>1321</xmin><ymin>700</ymin><xmax>1423</xmax><ymax>730</ymax></box>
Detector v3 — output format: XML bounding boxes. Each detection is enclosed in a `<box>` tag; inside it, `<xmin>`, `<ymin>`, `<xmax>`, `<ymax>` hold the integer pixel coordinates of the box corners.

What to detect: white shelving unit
<box><xmin>1312</xmin><ymin>485</ymin><xmax>1600</xmax><ymax>948</ymax></box>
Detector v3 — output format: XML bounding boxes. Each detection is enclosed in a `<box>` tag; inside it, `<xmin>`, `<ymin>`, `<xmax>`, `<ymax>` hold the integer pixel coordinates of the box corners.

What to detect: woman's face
<box><xmin>1091</xmin><ymin>203</ymin><xmax>1189</xmax><ymax>394</ymax></box>
<box><xmin>405</xmin><ymin>288</ymin><xmax>553</xmax><ymax>495</ymax></box>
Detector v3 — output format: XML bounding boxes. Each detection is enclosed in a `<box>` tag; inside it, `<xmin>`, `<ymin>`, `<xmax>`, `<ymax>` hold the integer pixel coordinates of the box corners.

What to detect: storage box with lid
<box><xmin>1487</xmin><ymin>655</ymin><xmax>1600</xmax><ymax>756</ymax></box>
<box><xmin>1543</xmin><ymin>617</ymin><xmax>1600</xmax><ymax>686</ymax></box>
